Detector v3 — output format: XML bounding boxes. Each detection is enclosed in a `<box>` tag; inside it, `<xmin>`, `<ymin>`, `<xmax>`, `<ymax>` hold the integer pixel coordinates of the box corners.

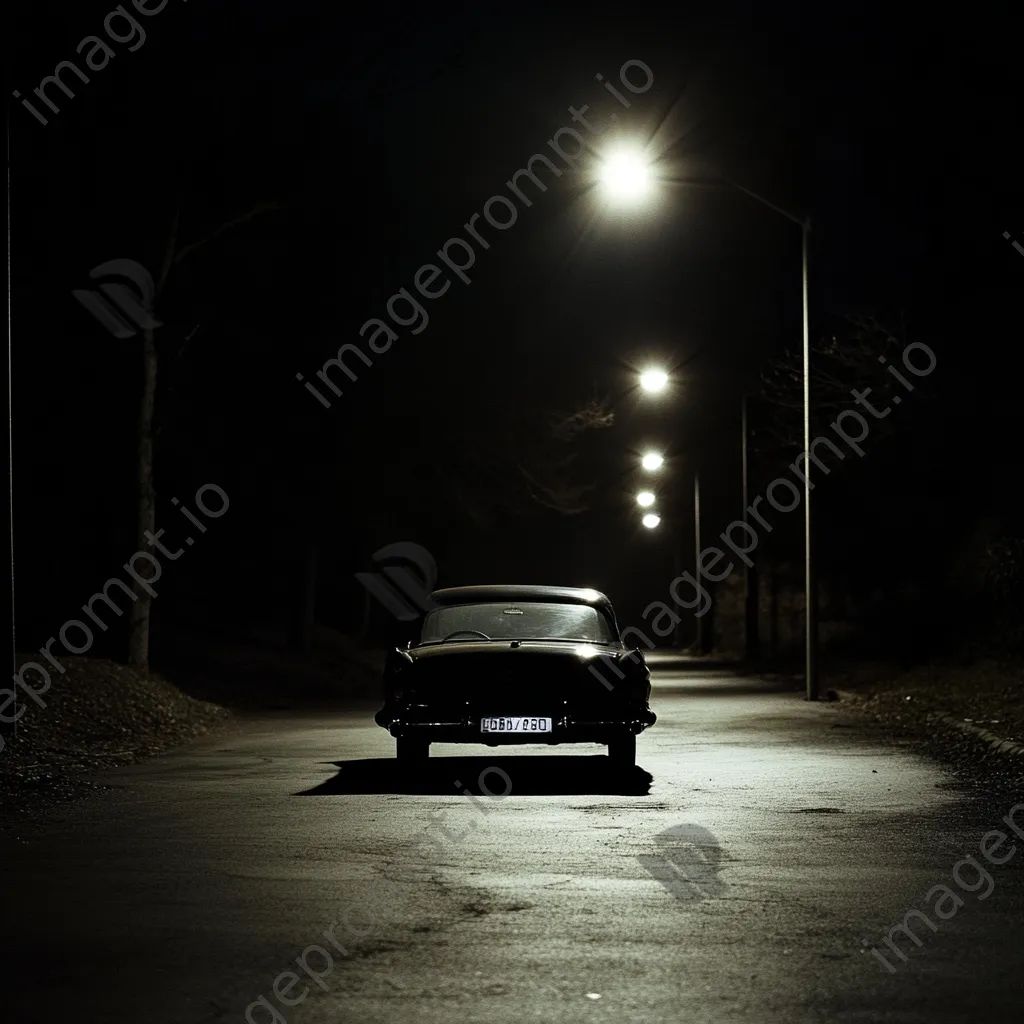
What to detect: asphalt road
<box><xmin>3</xmin><ymin>655</ymin><xmax>1022</xmax><ymax>1024</ymax></box>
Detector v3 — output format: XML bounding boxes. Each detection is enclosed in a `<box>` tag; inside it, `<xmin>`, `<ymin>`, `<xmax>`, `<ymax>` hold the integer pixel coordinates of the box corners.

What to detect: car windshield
<box><xmin>420</xmin><ymin>601</ymin><xmax>616</xmax><ymax>644</ymax></box>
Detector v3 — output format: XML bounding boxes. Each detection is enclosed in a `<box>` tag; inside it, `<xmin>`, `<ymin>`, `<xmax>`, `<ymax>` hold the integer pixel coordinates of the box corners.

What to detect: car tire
<box><xmin>396</xmin><ymin>736</ymin><xmax>429</xmax><ymax>763</ymax></box>
<box><xmin>608</xmin><ymin>733</ymin><xmax>636</xmax><ymax>767</ymax></box>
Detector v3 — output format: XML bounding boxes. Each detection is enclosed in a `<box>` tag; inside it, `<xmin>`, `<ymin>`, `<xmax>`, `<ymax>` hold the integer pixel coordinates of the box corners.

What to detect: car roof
<box><xmin>428</xmin><ymin>585</ymin><xmax>613</xmax><ymax>610</ymax></box>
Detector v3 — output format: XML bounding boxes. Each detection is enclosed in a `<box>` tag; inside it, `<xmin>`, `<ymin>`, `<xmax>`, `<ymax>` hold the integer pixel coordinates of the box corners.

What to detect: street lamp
<box><xmin>597</xmin><ymin>148</ymin><xmax>653</xmax><ymax>204</ymax></box>
<box><xmin>641</xmin><ymin>513</ymin><xmax>661</xmax><ymax>529</ymax></box>
<box><xmin>636</xmin><ymin>490</ymin><xmax>656</xmax><ymax>508</ymax></box>
<box><xmin>635</xmin><ymin>368</ymin><xmax>705</xmax><ymax>654</ymax></box>
<box><xmin>638</xmin><ymin>368</ymin><xmax>668</xmax><ymax>393</ymax></box>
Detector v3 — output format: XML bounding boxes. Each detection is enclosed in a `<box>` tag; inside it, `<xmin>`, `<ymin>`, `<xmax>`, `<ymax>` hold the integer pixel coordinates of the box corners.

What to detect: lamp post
<box><xmin>741</xmin><ymin>394</ymin><xmax>759</xmax><ymax>663</ymax></box>
<box><xmin>693</xmin><ymin>466</ymin><xmax>707</xmax><ymax>655</ymax></box>
<box><xmin>601</xmin><ymin>154</ymin><xmax>817</xmax><ymax>699</ymax></box>
<box><xmin>801</xmin><ymin>220</ymin><xmax>817</xmax><ymax>699</ymax></box>
<box><xmin>722</xmin><ymin>181</ymin><xmax>815</xmax><ymax>699</ymax></box>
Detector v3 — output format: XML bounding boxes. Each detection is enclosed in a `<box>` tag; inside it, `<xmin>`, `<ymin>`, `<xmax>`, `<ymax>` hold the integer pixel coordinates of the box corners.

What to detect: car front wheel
<box><xmin>607</xmin><ymin>733</ymin><xmax>636</xmax><ymax>767</ymax></box>
<box><xmin>396</xmin><ymin>736</ymin><xmax>430</xmax><ymax>763</ymax></box>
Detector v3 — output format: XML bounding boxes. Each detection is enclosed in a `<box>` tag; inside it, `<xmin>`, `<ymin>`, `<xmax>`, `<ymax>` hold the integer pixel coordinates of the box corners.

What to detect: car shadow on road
<box><xmin>296</xmin><ymin>755</ymin><xmax>653</xmax><ymax>796</ymax></box>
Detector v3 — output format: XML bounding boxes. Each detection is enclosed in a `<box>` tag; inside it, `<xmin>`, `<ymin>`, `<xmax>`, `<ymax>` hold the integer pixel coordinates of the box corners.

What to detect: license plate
<box><xmin>480</xmin><ymin>716</ymin><xmax>552</xmax><ymax>733</ymax></box>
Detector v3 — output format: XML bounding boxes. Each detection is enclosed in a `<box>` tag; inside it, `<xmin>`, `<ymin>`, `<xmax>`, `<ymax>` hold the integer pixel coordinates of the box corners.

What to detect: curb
<box><xmin>930</xmin><ymin>712</ymin><xmax>1024</xmax><ymax>758</ymax></box>
<box><xmin>827</xmin><ymin>688</ymin><xmax>1024</xmax><ymax>758</ymax></box>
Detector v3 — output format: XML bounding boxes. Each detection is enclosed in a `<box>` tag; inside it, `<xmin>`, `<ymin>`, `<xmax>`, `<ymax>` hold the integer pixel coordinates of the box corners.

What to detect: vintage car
<box><xmin>374</xmin><ymin>585</ymin><xmax>656</xmax><ymax>766</ymax></box>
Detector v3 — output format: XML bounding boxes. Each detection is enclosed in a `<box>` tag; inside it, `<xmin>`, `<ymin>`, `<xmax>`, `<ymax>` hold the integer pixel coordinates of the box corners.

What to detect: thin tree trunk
<box><xmin>288</xmin><ymin>540</ymin><xmax>318</xmax><ymax>655</ymax></box>
<box><xmin>672</xmin><ymin>539</ymin><xmax>682</xmax><ymax>649</ymax></box>
<box><xmin>745</xmin><ymin>563</ymin><xmax>760</xmax><ymax>663</ymax></box>
<box><xmin>128</xmin><ymin>326</ymin><xmax>158</xmax><ymax>671</ymax></box>
<box><xmin>361</xmin><ymin>584</ymin><xmax>372</xmax><ymax>643</ymax></box>
<box><xmin>701</xmin><ymin>582</ymin><xmax>715</xmax><ymax>655</ymax></box>
<box><xmin>123</xmin><ymin>200</ymin><xmax>273</xmax><ymax>672</ymax></box>
<box><xmin>770</xmin><ymin>564</ymin><xmax>779</xmax><ymax>657</ymax></box>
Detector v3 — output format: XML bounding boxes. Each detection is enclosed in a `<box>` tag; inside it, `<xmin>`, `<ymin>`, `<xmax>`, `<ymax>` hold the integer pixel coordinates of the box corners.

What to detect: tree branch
<box><xmin>173</xmin><ymin>201</ymin><xmax>283</xmax><ymax>266</ymax></box>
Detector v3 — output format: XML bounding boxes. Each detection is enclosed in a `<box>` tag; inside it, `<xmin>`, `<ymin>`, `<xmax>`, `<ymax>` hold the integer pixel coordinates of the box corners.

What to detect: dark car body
<box><xmin>374</xmin><ymin>585</ymin><xmax>656</xmax><ymax>766</ymax></box>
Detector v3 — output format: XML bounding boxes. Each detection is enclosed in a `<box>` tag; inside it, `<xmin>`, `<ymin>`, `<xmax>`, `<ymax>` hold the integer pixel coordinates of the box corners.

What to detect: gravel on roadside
<box><xmin>827</xmin><ymin>657</ymin><xmax>1024</xmax><ymax>792</ymax></box>
<box><xmin>1</xmin><ymin>655</ymin><xmax>231</xmax><ymax>828</ymax></box>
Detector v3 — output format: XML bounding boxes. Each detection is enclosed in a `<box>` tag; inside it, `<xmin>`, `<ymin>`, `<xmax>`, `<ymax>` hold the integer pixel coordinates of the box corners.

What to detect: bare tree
<box><xmin>127</xmin><ymin>201</ymin><xmax>280</xmax><ymax>672</ymax></box>
<box><xmin>758</xmin><ymin>313</ymin><xmax>913</xmax><ymax>453</ymax></box>
<box><xmin>442</xmin><ymin>396</ymin><xmax>616</xmax><ymax>530</ymax></box>
<box><xmin>521</xmin><ymin>399</ymin><xmax>616</xmax><ymax>514</ymax></box>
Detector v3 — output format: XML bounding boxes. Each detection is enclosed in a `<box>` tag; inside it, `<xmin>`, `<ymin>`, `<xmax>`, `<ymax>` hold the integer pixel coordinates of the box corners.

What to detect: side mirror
<box><xmin>385</xmin><ymin>646</ymin><xmax>414</xmax><ymax>670</ymax></box>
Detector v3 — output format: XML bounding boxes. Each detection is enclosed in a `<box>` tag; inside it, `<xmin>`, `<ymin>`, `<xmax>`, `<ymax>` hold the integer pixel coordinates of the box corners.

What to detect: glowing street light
<box><xmin>636</xmin><ymin>490</ymin><xmax>655</xmax><ymax>508</ymax></box>
<box><xmin>639</xmin><ymin>368</ymin><xmax>668</xmax><ymax>393</ymax></box>
<box><xmin>641</xmin><ymin>513</ymin><xmax>661</xmax><ymax>529</ymax></box>
<box><xmin>597</xmin><ymin>148</ymin><xmax>652</xmax><ymax>203</ymax></box>
<box><xmin>641</xmin><ymin>451</ymin><xmax>664</xmax><ymax>471</ymax></box>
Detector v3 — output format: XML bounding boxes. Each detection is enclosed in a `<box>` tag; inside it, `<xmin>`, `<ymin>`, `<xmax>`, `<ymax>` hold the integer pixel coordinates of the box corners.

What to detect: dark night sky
<box><xmin>10</xmin><ymin>0</ymin><xmax>1023</xmax><ymax>649</ymax></box>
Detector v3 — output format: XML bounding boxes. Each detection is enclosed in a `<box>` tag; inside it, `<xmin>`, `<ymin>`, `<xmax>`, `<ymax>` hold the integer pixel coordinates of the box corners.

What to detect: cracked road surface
<box><xmin>3</xmin><ymin>656</ymin><xmax>1022</xmax><ymax>1023</ymax></box>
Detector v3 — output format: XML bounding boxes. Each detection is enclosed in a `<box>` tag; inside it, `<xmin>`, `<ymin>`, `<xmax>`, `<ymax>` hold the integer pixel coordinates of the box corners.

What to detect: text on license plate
<box><xmin>480</xmin><ymin>717</ymin><xmax>552</xmax><ymax>733</ymax></box>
